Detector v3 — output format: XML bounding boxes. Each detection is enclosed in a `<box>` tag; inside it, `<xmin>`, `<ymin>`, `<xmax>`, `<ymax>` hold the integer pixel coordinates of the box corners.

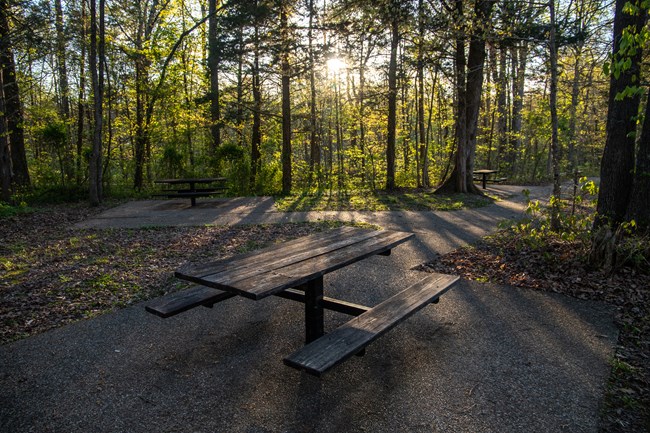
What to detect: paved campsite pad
<box><xmin>2</xmin><ymin>183</ymin><xmax>618</xmax><ymax>432</ymax></box>
<box><xmin>0</xmin><ymin>277</ymin><xmax>616</xmax><ymax>432</ymax></box>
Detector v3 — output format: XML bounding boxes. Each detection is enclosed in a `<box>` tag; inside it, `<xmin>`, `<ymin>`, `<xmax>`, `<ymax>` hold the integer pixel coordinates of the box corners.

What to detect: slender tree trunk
<box><xmin>510</xmin><ymin>42</ymin><xmax>527</xmax><ymax>176</ymax></box>
<box><xmin>549</xmin><ymin>0</ymin><xmax>562</xmax><ymax>229</ymax></box>
<box><xmin>385</xmin><ymin>13</ymin><xmax>399</xmax><ymax>190</ymax></box>
<box><xmin>496</xmin><ymin>46</ymin><xmax>507</xmax><ymax>170</ymax></box>
<box><xmin>250</xmin><ymin>25</ymin><xmax>261</xmax><ymax>191</ymax></box>
<box><xmin>76</xmin><ymin>0</ymin><xmax>86</xmax><ymax>185</ymax></box>
<box><xmin>89</xmin><ymin>0</ymin><xmax>104</xmax><ymax>205</ymax></box>
<box><xmin>567</xmin><ymin>45</ymin><xmax>583</xmax><ymax>171</ymax></box>
<box><xmin>280</xmin><ymin>3</ymin><xmax>292</xmax><ymax>195</ymax></box>
<box><xmin>417</xmin><ymin>0</ymin><xmax>428</xmax><ymax>188</ymax></box>
<box><xmin>307</xmin><ymin>0</ymin><xmax>320</xmax><ymax>179</ymax></box>
<box><xmin>55</xmin><ymin>0</ymin><xmax>70</xmax><ymax>119</ymax></box>
<box><xmin>208</xmin><ymin>0</ymin><xmax>221</xmax><ymax>151</ymax></box>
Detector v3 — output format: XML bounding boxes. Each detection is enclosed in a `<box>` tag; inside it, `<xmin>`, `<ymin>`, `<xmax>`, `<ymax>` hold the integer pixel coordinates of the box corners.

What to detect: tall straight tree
<box><xmin>0</xmin><ymin>0</ymin><xmax>29</xmax><ymax>189</ymax></box>
<box><xmin>208</xmin><ymin>0</ymin><xmax>221</xmax><ymax>151</ymax></box>
<box><xmin>279</xmin><ymin>0</ymin><xmax>292</xmax><ymax>195</ymax></box>
<box><xmin>385</xmin><ymin>0</ymin><xmax>401</xmax><ymax>190</ymax></box>
<box><xmin>591</xmin><ymin>0</ymin><xmax>647</xmax><ymax>266</ymax></box>
<box><xmin>436</xmin><ymin>0</ymin><xmax>495</xmax><ymax>194</ymax></box>
<box><xmin>595</xmin><ymin>0</ymin><xmax>646</xmax><ymax>228</ymax></box>
<box><xmin>89</xmin><ymin>0</ymin><xmax>104</xmax><ymax>205</ymax></box>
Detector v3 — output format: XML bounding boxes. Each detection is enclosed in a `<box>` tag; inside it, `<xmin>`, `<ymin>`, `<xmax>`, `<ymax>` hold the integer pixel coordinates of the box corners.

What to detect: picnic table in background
<box><xmin>145</xmin><ymin>227</ymin><xmax>459</xmax><ymax>376</ymax></box>
<box><xmin>153</xmin><ymin>177</ymin><xmax>227</xmax><ymax>206</ymax></box>
<box><xmin>473</xmin><ymin>169</ymin><xmax>507</xmax><ymax>189</ymax></box>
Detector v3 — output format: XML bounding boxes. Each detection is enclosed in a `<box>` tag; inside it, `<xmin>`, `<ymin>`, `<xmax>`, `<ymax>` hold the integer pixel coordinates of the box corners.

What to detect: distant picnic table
<box><xmin>473</xmin><ymin>169</ymin><xmax>507</xmax><ymax>189</ymax></box>
<box><xmin>145</xmin><ymin>227</ymin><xmax>459</xmax><ymax>376</ymax></box>
<box><xmin>153</xmin><ymin>177</ymin><xmax>227</xmax><ymax>206</ymax></box>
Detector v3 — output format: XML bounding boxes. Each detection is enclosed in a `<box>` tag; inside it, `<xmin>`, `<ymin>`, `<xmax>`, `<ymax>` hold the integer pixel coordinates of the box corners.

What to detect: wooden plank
<box><xmin>283</xmin><ymin>273</ymin><xmax>459</xmax><ymax>376</ymax></box>
<box><xmin>155</xmin><ymin>177</ymin><xmax>227</xmax><ymax>184</ymax></box>
<box><xmin>180</xmin><ymin>227</ymin><xmax>383</xmax><ymax>283</ymax></box>
<box><xmin>176</xmin><ymin>228</ymin><xmax>404</xmax><ymax>298</ymax></box>
<box><xmin>145</xmin><ymin>286</ymin><xmax>235</xmax><ymax>318</ymax></box>
<box><xmin>177</xmin><ymin>226</ymin><xmax>359</xmax><ymax>277</ymax></box>
<box><xmin>225</xmin><ymin>230</ymin><xmax>414</xmax><ymax>299</ymax></box>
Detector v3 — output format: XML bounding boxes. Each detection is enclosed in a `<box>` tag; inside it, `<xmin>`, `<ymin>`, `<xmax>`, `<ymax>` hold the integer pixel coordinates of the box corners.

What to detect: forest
<box><xmin>0</xmin><ymin>0</ymin><xmax>621</xmax><ymax>198</ymax></box>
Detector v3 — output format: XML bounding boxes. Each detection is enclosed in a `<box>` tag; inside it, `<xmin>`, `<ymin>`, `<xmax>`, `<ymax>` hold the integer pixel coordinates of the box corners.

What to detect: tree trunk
<box><xmin>0</xmin><ymin>0</ymin><xmax>29</xmax><ymax>188</ymax></box>
<box><xmin>385</xmin><ymin>13</ymin><xmax>399</xmax><ymax>190</ymax></box>
<box><xmin>208</xmin><ymin>0</ymin><xmax>221</xmax><ymax>151</ymax></box>
<box><xmin>595</xmin><ymin>0</ymin><xmax>646</xmax><ymax>228</ymax></box>
<box><xmin>436</xmin><ymin>0</ymin><xmax>492</xmax><ymax>194</ymax></box>
<box><xmin>417</xmin><ymin>0</ymin><xmax>428</xmax><ymax>187</ymax></box>
<box><xmin>89</xmin><ymin>0</ymin><xmax>104</xmax><ymax>205</ymax></box>
<box><xmin>549</xmin><ymin>0</ymin><xmax>561</xmax><ymax>230</ymax></box>
<box><xmin>76</xmin><ymin>0</ymin><xmax>87</xmax><ymax>185</ymax></box>
<box><xmin>307</xmin><ymin>0</ymin><xmax>320</xmax><ymax>179</ymax></box>
<box><xmin>509</xmin><ymin>42</ymin><xmax>527</xmax><ymax>176</ymax></box>
<box><xmin>280</xmin><ymin>3</ymin><xmax>292</xmax><ymax>195</ymax></box>
<box><xmin>626</xmin><ymin>97</ymin><xmax>650</xmax><ymax>228</ymax></box>
<box><xmin>250</xmin><ymin>24</ymin><xmax>262</xmax><ymax>191</ymax></box>
<box><xmin>0</xmin><ymin>69</ymin><xmax>10</xmax><ymax>201</ymax></box>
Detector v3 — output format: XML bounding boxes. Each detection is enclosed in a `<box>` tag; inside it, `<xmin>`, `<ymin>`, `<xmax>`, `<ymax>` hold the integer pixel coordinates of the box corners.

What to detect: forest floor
<box><xmin>0</xmin><ymin>201</ymin><xmax>648</xmax><ymax>432</ymax></box>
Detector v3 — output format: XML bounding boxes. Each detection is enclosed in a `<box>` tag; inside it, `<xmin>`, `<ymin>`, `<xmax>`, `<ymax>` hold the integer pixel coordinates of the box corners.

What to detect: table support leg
<box><xmin>482</xmin><ymin>174</ymin><xmax>487</xmax><ymax>189</ymax></box>
<box><xmin>303</xmin><ymin>276</ymin><xmax>324</xmax><ymax>344</ymax></box>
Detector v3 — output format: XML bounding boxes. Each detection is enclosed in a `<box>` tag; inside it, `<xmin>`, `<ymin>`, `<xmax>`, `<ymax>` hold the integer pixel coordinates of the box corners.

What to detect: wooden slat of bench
<box><xmin>228</xmin><ymin>231</ymin><xmax>414</xmax><ymax>299</ymax></box>
<box><xmin>161</xmin><ymin>187</ymin><xmax>227</xmax><ymax>193</ymax></box>
<box><xmin>178</xmin><ymin>226</ymin><xmax>359</xmax><ymax>276</ymax></box>
<box><xmin>153</xmin><ymin>191</ymin><xmax>223</xmax><ymax>198</ymax></box>
<box><xmin>177</xmin><ymin>229</ymin><xmax>411</xmax><ymax>298</ymax></box>
<box><xmin>188</xmin><ymin>230</ymin><xmax>414</xmax><ymax>299</ymax></box>
<box><xmin>283</xmin><ymin>273</ymin><xmax>459</xmax><ymax>376</ymax></box>
<box><xmin>145</xmin><ymin>286</ymin><xmax>236</xmax><ymax>318</ymax></box>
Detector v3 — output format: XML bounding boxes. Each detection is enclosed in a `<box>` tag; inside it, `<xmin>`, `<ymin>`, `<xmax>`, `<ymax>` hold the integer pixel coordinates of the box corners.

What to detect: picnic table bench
<box><xmin>153</xmin><ymin>177</ymin><xmax>227</xmax><ymax>206</ymax></box>
<box><xmin>145</xmin><ymin>226</ymin><xmax>459</xmax><ymax>376</ymax></box>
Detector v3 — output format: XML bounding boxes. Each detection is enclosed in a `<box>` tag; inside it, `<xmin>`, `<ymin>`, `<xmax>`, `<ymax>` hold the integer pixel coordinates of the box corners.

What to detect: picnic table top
<box><xmin>175</xmin><ymin>226</ymin><xmax>414</xmax><ymax>300</ymax></box>
<box><xmin>473</xmin><ymin>169</ymin><xmax>498</xmax><ymax>175</ymax></box>
<box><xmin>154</xmin><ymin>177</ymin><xmax>227</xmax><ymax>184</ymax></box>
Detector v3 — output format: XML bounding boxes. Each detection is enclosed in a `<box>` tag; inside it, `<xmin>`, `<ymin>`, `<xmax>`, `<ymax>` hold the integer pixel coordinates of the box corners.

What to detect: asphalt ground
<box><xmin>1</xmin><ymin>184</ymin><xmax>618</xmax><ymax>433</ymax></box>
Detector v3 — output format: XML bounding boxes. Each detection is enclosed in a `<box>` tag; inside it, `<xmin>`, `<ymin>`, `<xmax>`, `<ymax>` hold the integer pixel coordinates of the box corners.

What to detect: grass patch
<box><xmin>275</xmin><ymin>188</ymin><xmax>496</xmax><ymax>212</ymax></box>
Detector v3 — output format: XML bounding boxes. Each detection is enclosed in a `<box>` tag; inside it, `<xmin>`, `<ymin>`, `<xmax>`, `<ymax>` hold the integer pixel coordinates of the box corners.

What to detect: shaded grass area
<box><xmin>0</xmin><ymin>203</ymin><xmax>352</xmax><ymax>344</ymax></box>
<box><xmin>275</xmin><ymin>188</ymin><xmax>496</xmax><ymax>211</ymax></box>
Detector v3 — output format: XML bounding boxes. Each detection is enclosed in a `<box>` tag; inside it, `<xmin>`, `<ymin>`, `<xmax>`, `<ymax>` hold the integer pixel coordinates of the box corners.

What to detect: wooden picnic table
<box><xmin>146</xmin><ymin>226</ymin><xmax>458</xmax><ymax>376</ymax></box>
<box><xmin>153</xmin><ymin>177</ymin><xmax>227</xmax><ymax>206</ymax></box>
<box><xmin>473</xmin><ymin>169</ymin><xmax>498</xmax><ymax>189</ymax></box>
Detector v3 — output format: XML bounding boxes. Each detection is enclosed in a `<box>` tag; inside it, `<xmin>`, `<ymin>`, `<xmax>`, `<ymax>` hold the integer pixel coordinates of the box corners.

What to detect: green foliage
<box><xmin>0</xmin><ymin>201</ymin><xmax>31</xmax><ymax>218</ymax></box>
<box><xmin>511</xmin><ymin>179</ymin><xmax>599</xmax><ymax>248</ymax></box>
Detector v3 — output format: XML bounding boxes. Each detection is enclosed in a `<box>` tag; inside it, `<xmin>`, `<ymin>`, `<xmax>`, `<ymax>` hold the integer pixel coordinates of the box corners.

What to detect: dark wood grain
<box><xmin>176</xmin><ymin>228</ymin><xmax>414</xmax><ymax>300</ymax></box>
<box><xmin>145</xmin><ymin>285</ymin><xmax>236</xmax><ymax>318</ymax></box>
<box><xmin>283</xmin><ymin>273</ymin><xmax>459</xmax><ymax>376</ymax></box>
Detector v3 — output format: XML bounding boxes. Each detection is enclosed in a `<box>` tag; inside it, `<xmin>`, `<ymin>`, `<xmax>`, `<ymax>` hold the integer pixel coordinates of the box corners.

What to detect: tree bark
<box><xmin>250</xmin><ymin>23</ymin><xmax>262</xmax><ymax>191</ymax></box>
<box><xmin>549</xmin><ymin>0</ymin><xmax>562</xmax><ymax>230</ymax></box>
<box><xmin>280</xmin><ymin>2</ymin><xmax>292</xmax><ymax>195</ymax></box>
<box><xmin>626</xmin><ymin>98</ymin><xmax>650</xmax><ymax>228</ymax></box>
<box><xmin>89</xmin><ymin>0</ymin><xmax>104</xmax><ymax>205</ymax></box>
<box><xmin>385</xmin><ymin>11</ymin><xmax>399</xmax><ymax>191</ymax></box>
<box><xmin>595</xmin><ymin>0</ymin><xmax>646</xmax><ymax>228</ymax></box>
<box><xmin>0</xmin><ymin>0</ymin><xmax>29</xmax><ymax>188</ymax></box>
<box><xmin>436</xmin><ymin>0</ymin><xmax>493</xmax><ymax>194</ymax></box>
<box><xmin>208</xmin><ymin>0</ymin><xmax>221</xmax><ymax>151</ymax></box>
